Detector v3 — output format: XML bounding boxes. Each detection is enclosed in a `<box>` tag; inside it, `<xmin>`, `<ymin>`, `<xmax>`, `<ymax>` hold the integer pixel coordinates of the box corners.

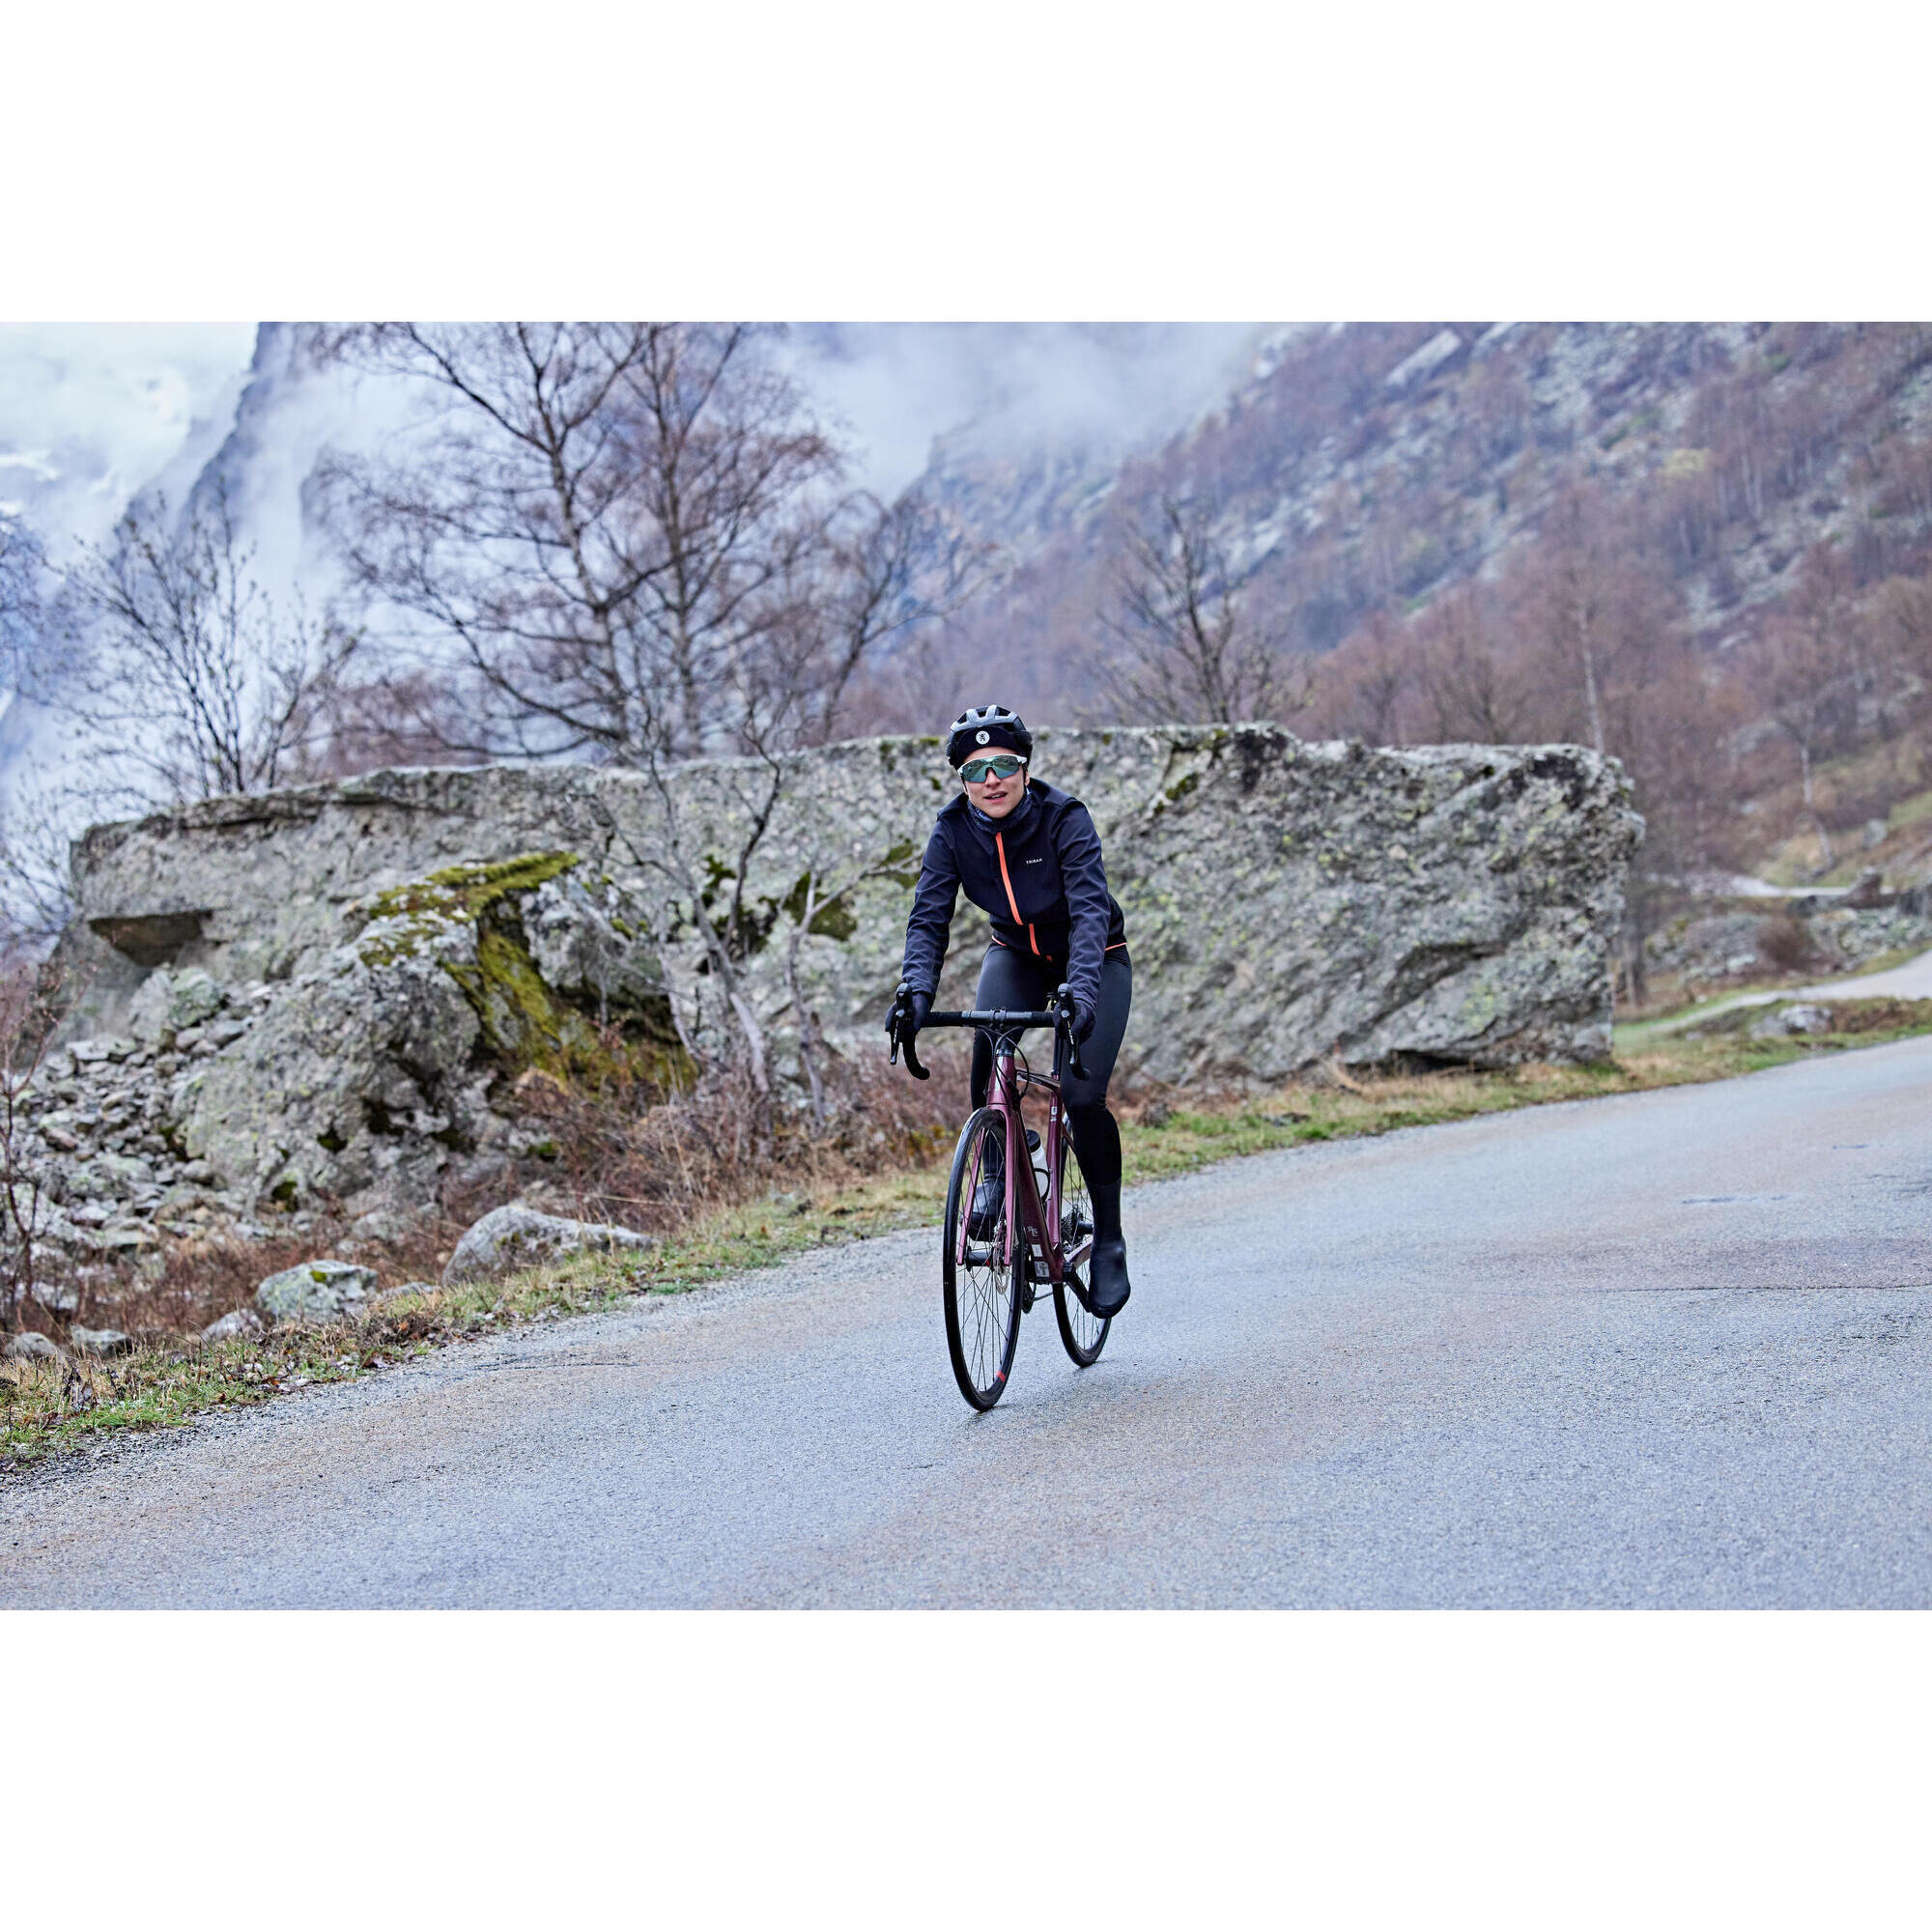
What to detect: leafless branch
<box><xmin>1096</xmin><ymin>496</ymin><xmax>1307</xmax><ymax>724</ymax></box>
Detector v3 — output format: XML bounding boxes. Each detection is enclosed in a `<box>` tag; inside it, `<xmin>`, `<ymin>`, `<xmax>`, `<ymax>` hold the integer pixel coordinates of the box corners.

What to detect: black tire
<box><xmin>942</xmin><ymin>1108</ymin><xmax>1025</xmax><ymax>1410</ymax></box>
<box><xmin>1053</xmin><ymin>1135</ymin><xmax>1110</xmax><ymax>1367</ymax></box>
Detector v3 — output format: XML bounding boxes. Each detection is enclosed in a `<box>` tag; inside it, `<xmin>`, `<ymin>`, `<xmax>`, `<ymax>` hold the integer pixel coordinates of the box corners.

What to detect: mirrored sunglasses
<box><xmin>960</xmin><ymin>753</ymin><xmax>1027</xmax><ymax>783</ymax></box>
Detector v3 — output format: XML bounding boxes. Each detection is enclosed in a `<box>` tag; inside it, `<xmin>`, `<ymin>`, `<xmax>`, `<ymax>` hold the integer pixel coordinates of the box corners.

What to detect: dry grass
<box><xmin>499</xmin><ymin>1031</ymin><xmax>971</xmax><ymax>1238</ymax></box>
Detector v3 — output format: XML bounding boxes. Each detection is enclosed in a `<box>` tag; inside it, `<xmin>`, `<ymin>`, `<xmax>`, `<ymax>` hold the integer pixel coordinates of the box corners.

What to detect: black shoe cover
<box><xmin>1087</xmin><ymin>1236</ymin><xmax>1131</xmax><ymax>1317</ymax></box>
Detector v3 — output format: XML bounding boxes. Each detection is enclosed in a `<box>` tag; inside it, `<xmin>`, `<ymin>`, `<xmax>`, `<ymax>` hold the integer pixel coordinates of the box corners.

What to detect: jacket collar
<box><xmin>965</xmin><ymin>781</ymin><xmax>1038</xmax><ymax>837</ymax></box>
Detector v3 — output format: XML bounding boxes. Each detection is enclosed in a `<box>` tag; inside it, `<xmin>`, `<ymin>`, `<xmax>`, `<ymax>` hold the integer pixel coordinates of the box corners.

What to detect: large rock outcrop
<box><xmin>22</xmin><ymin>726</ymin><xmax>1639</xmax><ymax>1235</ymax></box>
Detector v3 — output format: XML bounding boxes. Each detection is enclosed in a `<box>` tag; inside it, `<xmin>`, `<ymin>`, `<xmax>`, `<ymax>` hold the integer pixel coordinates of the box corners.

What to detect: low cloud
<box><xmin>0</xmin><ymin>323</ymin><xmax>258</xmax><ymax>556</ymax></box>
<box><xmin>784</xmin><ymin>323</ymin><xmax>1270</xmax><ymax>496</ymax></box>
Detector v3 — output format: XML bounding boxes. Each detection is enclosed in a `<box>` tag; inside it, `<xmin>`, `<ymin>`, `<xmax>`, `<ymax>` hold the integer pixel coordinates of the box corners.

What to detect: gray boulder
<box><xmin>71</xmin><ymin>1325</ymin><xmax>132</xmax><ymax>1357</ymax></box>
<box><xmin>70</xmin><ymin>1036</ymin><xmax>137</xmax><ymax>1065</ymax></box>
<box><xmin>35</xmin><ymin>727</ymin><xmax>1642</xmax><ymax>1231</ymax></box>
<box><xmin>82</xmin><ymin>1222</ymin><xmax>157</xmax><ymax>1258</ymax></box>
<box><xmin>1751</xmin><ymin>1002</ymin><xmax>1834</xmax><ymax>1038</ymax></box>
<box><xmin>255</xmin><ymin>1259</ymin><xmax>377</xmax><ymax>1323</ymax></box>
<box><xmin>202</xmin><ymin>1307</ymin><xmax>266</xmax><ymax>1342</ymax></box>
<box><xmin>349</xmin><ymin>1208</ymin><xmax>416</xmax><ymax>1245</ymax></box>
<box><xmin>4</xmin><ymin>1331</ymin><xmax>66</xmax><ymax>1365</ymax></box>
<box><xmin>128</xmin><ymin>965</ymin><xmax>225</xmax><ymax>1044</ymax></box>
<box><xmin>442</xmin><ymin>1205</ymin><xmax>656</xmax><ymax>1286</ymax></box>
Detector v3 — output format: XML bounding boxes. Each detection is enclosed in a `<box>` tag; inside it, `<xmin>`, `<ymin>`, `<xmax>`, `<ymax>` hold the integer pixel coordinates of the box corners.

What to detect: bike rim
<box><xmin>1060</xmin><ymin>1275</ymin><xmax>1107</xmax><ymax>1357</ymax></box>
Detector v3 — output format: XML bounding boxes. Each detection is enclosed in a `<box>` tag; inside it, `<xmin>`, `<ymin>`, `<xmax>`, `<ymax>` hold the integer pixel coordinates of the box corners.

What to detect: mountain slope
<box><xmin>917</xmin><ymin>321</ymin><xmax>1932</xmax><ymax>717</ymax></box>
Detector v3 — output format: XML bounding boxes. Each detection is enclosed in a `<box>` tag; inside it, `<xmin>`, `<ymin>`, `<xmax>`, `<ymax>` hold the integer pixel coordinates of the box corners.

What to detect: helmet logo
<box><xmin>976</xmin><ymin>729</ymin><xmax>989</xmax><ymax>744</ymax></box>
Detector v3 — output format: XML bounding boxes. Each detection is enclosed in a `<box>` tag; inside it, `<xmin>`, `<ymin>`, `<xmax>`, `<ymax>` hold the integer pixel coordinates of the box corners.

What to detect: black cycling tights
<box><xmin>969</xmin><ymin>946</ymin><xmax>1132</xmax><ymax>1188</ymax></box>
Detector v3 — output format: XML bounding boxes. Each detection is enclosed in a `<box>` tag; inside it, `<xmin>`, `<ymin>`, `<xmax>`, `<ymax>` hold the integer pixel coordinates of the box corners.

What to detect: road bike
<box><xmin>889</xmin><ymin>980</ymin><xmax>1109</xmax><ymax>1410</ymax></box>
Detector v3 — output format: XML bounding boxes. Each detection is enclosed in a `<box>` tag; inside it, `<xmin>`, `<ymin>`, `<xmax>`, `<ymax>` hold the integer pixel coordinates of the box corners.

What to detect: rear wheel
<box><xmin>1053</xmin><ymin>1137</ymin><xmax>1110</xmax><ymax>1366</ymax></box>
<box><xmin>943</xmin><ymin>1108</ymin><xmax>1024</xmax><ymax>1410</ymax></box>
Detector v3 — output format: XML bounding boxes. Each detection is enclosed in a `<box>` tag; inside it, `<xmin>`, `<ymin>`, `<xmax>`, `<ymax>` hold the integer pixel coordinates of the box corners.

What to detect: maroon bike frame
<box><xmin>956</xmin><ymin>1032</ymin><xmax>1094</xmax><ymax>1289</ymax></box>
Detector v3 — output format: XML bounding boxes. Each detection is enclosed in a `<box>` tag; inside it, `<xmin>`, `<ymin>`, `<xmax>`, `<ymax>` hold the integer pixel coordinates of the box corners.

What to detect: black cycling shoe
<box><xmin>1086</xmin><ymin>1237</ymin><xmax>1131</xmax><ymax>1317</ymax></box>
<box><xmin>1084</xmin><ymin>1180</ymin><xmax>1131</xmax><ymax>1317</ymax></box>
<box><xmin>967</xmin><ymin>1145</ymin><xmax>1006</xmax><ymax>1240</ymax></box>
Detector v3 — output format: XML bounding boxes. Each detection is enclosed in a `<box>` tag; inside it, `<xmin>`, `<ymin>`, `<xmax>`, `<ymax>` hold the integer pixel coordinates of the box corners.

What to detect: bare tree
<box><xmin>1527</xmin><ymin>488</ymin><xmax>1611</xmax><ymax>753</ymax></box>
<box><xmin>320</xmin><ymin>323</ymin><xmax>964</xmax><ymax>767</ymax></box>
<box><xmin>1869</xmin><ymin>573</ymin><xmax>1932</xmax><ymax>695</ymax></box>
<box><xmin>0</xmin><ymin>960</ymin><xmax>69</xmax><ymax>1332</ymax></box>
<box><xmin>776</xmin><ymin>838</ymin><xmax>917</xmax><ymax>1132</ymax></box>
<box><xmin>791</xmin><ymin>490</ymin><xmax>989</xmax><ymax>746</ymax></box>
<box><xmin>1096</xmin><ymin>496</ymin><xmax>1306</xmax><ymax>724</ymax></box>
<box><xmin>2</xmin><ymin>511</ymin><xmax>145</xmax><ymax>952</ymax></box>
<box><xmin>65</xmin><ymin>485</ymin><xmax>357</xmax><ymax>803</ymax></box>
<box><xmin>1413</xmin><ymin>590</ymin><xmax>1534</xmax><ymax>743</ymax></box>
<box><xmin>0</xmin><ymin>509</ymin><xmax>44</xmax><ymax>691</ymax></box>
<box><xmin>1313</xmin><ymin>608</ymin><xmax>1412</xmax><ymax>744</ymax></box>
<box><xmin>1751</xmin><ymin>612</ymin><xmax>1856</xmax><ymax>874</ymax></box>
<box><xmin>0</xmin><ymin>774</ymin><xmax>125</xmax><ymax>957</ymax></box>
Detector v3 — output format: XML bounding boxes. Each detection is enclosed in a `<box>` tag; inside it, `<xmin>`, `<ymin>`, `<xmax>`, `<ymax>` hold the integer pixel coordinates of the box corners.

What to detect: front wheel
<box><xmin>1053</xmin><ymin>1138</ymin><xmax>1110</xmax><ymax>1366</ymax></box>
<box><xmin>943</xmin><ymin>1108</ymin><xmax>1024</xmax><ymax>1410</ymax></box>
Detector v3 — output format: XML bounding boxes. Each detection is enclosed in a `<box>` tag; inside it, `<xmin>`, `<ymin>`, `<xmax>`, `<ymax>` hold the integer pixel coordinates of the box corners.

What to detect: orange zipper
<box><xmin>994</xmin><ymin>833</ymin><xmax>1040</xmax><ymax>955</ymax></box>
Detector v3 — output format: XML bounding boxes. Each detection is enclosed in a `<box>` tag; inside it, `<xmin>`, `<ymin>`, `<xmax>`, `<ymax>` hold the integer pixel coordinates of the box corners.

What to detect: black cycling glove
<box><xmin>891</xmin><ymin>987</ymin><xmax>930</xmax><ymax>1037</ymax></box>
<box><xmin>1071</xmin><ymin>996</ymin><xmax>1097</xmax><ymax>1043</ymax></box>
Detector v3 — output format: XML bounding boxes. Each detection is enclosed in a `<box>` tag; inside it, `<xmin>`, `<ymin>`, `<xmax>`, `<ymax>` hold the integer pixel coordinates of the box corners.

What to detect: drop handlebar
<box><xmin>889</xmin><ymin>984</ymin><xmax>1086</xmax><ymax>1083</ymax></box>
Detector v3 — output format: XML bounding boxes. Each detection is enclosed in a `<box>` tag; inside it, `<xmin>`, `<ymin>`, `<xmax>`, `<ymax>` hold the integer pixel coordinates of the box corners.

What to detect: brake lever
<box><xmin>1054</xmin><ymin>982</ymin><xmax>1087</xmax><ymax>1082</ymax></box>
<box><xmin>889</xmin><ymin>980</ymin><xmax>929</xmax><ymax>1079</ymax></box>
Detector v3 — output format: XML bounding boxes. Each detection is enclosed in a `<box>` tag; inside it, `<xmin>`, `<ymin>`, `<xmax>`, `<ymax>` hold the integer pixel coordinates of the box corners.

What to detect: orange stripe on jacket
<box><xmin>994</xmin><ymin>834</ymin><xmax>1042</xmax><ymax>954</ymax></box>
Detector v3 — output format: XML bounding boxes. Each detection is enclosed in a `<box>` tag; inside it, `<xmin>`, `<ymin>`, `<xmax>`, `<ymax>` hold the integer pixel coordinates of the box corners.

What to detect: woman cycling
<box><xmin>893</xmin><ymin>704</ymin><xmax>1134</xmax><ymax>1317</ymax></box>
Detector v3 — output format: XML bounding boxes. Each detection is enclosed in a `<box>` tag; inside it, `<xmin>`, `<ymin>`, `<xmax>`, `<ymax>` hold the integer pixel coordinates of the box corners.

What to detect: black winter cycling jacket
<box><xmin>900</xmin><ymin>780</ymin><xmax>1127</xmax><ymax>1013</ymax></box>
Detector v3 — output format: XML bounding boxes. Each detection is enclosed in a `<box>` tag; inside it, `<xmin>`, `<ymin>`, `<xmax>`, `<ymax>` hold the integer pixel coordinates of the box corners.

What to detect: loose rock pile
<box><xmin>8</xmin><ymin>966</ymin><xmax>275</xmax><ymax>1269</ymax></box>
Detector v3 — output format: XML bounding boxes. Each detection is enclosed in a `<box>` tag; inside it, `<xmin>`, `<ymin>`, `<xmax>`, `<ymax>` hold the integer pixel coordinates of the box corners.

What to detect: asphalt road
<box><xmin>8</xmin><ymin>1039</ymin><xmax>1932</xmax><ymax>1607</ymax></box>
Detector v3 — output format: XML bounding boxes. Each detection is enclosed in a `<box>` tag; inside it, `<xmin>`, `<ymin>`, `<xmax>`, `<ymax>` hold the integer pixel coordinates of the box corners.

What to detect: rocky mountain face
<box><xmin>16</xmin><ymin>728</ymin><xmax>1639</xmax><ymax>1251</ymax></box>
<box><xmin>914</xmin><ymin>322</ymin><xmax>1932</xmax><ymax>713</ymax></box>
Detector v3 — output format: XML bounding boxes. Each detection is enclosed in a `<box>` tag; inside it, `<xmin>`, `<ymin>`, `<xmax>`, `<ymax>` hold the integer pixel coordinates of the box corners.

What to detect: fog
<box><xmin>786</xmin><ymin>323</ymin><xmax>1270</xmax><ymax>495</ymax></box>
<box><xmin>0</xmin><ymin>323</ymin><xmax>258</xmax><ymax>557</ymax></box>
<box><xmin>0</xmin><ymin>321</ymin><xmax>1272</xmax><ymax>570</ymax></box>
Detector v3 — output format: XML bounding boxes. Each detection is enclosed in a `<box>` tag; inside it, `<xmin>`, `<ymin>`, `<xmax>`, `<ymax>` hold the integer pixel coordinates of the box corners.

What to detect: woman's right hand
<box><xmin>889</xmin><ymin>981</ymin><xmax>930</xmax><ymax>1037</ymax></box>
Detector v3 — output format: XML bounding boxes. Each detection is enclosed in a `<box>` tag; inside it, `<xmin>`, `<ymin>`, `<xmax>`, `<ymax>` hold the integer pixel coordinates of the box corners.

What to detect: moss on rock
<box><xmin>442</xmin><ymin>916</ymin><xmax>599</xmax><ymax>1068</ymax></box>
<box><xmin>358</xmin><ymin>852</ymin><xmax>582</xmax><ymax>967</ymax></box>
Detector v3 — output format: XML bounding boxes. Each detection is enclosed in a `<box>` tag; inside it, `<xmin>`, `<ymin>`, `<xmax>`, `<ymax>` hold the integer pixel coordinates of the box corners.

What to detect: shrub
<box><xmin>1755</xmin><ymin>914</ymin><xmax>1817</xmax><ymax>974</ymax></box>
